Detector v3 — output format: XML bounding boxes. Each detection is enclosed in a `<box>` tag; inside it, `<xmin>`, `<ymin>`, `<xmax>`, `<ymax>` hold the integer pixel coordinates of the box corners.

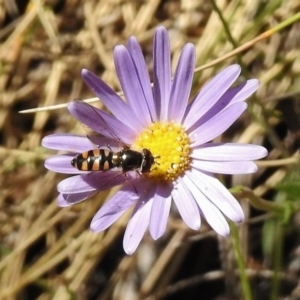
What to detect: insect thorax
<box><xmin>120</xmin><ymin>149</ymin><xmax>143</xmax><ymax>172</ymax></box>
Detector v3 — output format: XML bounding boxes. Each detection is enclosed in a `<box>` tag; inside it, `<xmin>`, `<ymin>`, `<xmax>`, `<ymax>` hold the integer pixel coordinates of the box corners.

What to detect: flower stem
<box><xmin>231</xmin><ymin>186</ymin><xmax>284</xmax><ymax>214</ymax></box>
<box><xmin>270</xmin><ymin>220</ymin><xmax>283</xmax><ymax>300</ymax></box>
<box><xmin>230</xmin><ymin>222</ymin><xmax>253</xmax><ymax>300</ymax></box>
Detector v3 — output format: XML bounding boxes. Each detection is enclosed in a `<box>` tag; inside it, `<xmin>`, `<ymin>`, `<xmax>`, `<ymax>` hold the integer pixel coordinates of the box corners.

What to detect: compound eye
<box><xmin>71</xmin><ymin>158</ymin><xmax>76</xmax><ymax>166</ymax></box>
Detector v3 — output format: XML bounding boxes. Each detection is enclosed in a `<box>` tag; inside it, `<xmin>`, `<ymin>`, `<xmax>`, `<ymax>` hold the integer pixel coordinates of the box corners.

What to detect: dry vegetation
<box><xmin>1</xmin><ymin>0</ymin><xmax>300</xmax><ymax>299</ymax></box>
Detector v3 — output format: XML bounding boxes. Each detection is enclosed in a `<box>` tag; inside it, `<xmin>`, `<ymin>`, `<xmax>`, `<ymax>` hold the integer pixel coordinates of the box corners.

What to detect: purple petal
<box><xmin>192</xmin><ymin>160</ymin><xmax>258</xmax><ymax>174</ymax></box>
<box><xmin>57</xmin><ymin>175</ymin><xmax>97</xmax><ymax>194</ymax></box>
<box><xmin>186</xmin><ymin>80</ymin><xmax>259</xmax><ymax>133</ymax></box>
<box><xmin>57</xmin><ymin>194</ymin><xmax>73</xmax><ymax>207</ymax></box>
<box><xmin>114</xmin><ymin>45</ymin><xmax>152</xmax><ymax>127</ymax></box>
<box><xmin>153</xmin><ymin>26</ymin><xmax>171</xmax><ymax>121</ymax></box>
<box><xmin>184</xmin><ymin>65</ymin><xmax>241</xmax><ymax>129</ymax></box>
<box><xmin>189</xmin><ymin>102</ymin><xmax>247</xmax><ymax>147</ymax></box>
<box><xmin>149</xmin><ymin>183</ymin><xmax>172</xmax><ymax>240</ymax></box>
<box><xmin>68</xmin><ymin>101</ymin><xmax>135</xmax><ymax>145</ymax></box>
<box><xmin>127</xmin><ymin>36</ymin><xmax>157</xmax><ymax>122</ymax></box>
<box><xmin>172</xmin><ymin>178</ymin><xmax>201</xmax><ymax>230</ymax></box>
<box><xmin>226</xmin><ymin>79</ymin><xmax>259</xmax><ymax>105</ymax></box>
<box><xmin>168</xmin><ymin>43</ymin><xmax>195</xmax><ymax>122</ymax></box>
<box><xmin>199</xmin><ymin>200</ymin><xmax>230</xmax><ymax>236</ymax></box>
<box><xmin>57</xmin><ymin>191</ymin><xmax>96</xmax><ymax>207</ymax></box>
<box><xmin>123</xmin><ymin>183</ymin><xmax>156</xmax><ymax>255</ymax></box>
<box><xmin>45</xmin><ymin>154</ymin><xmax>87</xmax><ymax>174</ymax></box>
<box><xmin>188</xmin><ymin>169</ymin><xmax>244</xmax><ymax>223</ymax></box>
<box><xmin>57</xmin><ymin>171</ymin><xmax>128</xmax><ymax>194</ymax></box>
<box><xmin>42</xmin><ymin>134</ymin><xmax>93</xmax><ymax>152</ymax></box>
<box><xmin>81</xmin><ymin>69</ymin><xmax>142</xmax><ymax>132</ymax></box>
<box><xmin>183</xmin><ymin>174</ymin><xmax>230</xmax><ymax>236</ymax></box>
<box><xmin>191</xmin><ymin>143</ymin><xmax>268</xmax><ymax>161</ymax></box>
<box><xmin>91</xmin><ymin>182</ymin><xmax>139</xmax><ymax>231</ymax></box>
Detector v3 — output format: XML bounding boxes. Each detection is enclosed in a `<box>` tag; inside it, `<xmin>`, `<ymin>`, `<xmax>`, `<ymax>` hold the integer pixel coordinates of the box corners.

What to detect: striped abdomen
<box><xmin>71</xmin><ymin>149</ymin><xmax>119</xmax><ymax>171</ymax></box>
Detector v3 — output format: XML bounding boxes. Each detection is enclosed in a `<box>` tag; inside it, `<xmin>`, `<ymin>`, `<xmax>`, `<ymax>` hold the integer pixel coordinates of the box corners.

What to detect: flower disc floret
<box><xmin>134</xmin><ymin>122</ymin><xmax>191</xmax><ymax>181</ymax></box>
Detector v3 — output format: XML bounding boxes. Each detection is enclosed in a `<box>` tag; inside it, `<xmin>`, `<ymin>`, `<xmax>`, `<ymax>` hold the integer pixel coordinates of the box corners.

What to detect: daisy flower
<box><xmin>42</xmin><ymin>26</ymin><xmax>268</xmax><ymax>255</ymax></box>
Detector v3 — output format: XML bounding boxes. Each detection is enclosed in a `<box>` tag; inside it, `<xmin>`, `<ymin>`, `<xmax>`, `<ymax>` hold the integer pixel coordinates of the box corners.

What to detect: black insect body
<box><xmin>71</xmin><ymin>148</ymin><xmax>154</xmax><ymax>173</ymax></box>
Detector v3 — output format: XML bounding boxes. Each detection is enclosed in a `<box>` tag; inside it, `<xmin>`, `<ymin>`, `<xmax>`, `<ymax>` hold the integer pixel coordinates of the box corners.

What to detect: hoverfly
<box><xmin>70</xmin><ymin>101</ymin><xmax>155</xmax><ymax>175</ymax></box>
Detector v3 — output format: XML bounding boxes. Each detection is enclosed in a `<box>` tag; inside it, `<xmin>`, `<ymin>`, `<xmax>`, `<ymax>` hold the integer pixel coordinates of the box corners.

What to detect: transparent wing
<box><xmin>70</xmin><ymin>100</ymin><xmax>133</xmax><ymax>147</ymax></box>
<box><xmin>64</xmin><ymin>170</ymin><xmax>130</xmax><ymax>204</ymax></box>
<box><xmin>87</xmin><ymin>133</ymin><xmax>121</xmax><ymax>151</ymax></box>
<box><xmin>66</xmin><ymin>101</ymin><xmax>138</xmax><ymax>203</ymax></box>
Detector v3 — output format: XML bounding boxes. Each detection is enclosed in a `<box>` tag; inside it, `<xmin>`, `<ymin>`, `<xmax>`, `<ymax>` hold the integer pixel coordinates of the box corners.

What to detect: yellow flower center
<box><xmin>133</xmin><ymin>122</ymin><xmax>191</xmax><ymax>182</ymax></box>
